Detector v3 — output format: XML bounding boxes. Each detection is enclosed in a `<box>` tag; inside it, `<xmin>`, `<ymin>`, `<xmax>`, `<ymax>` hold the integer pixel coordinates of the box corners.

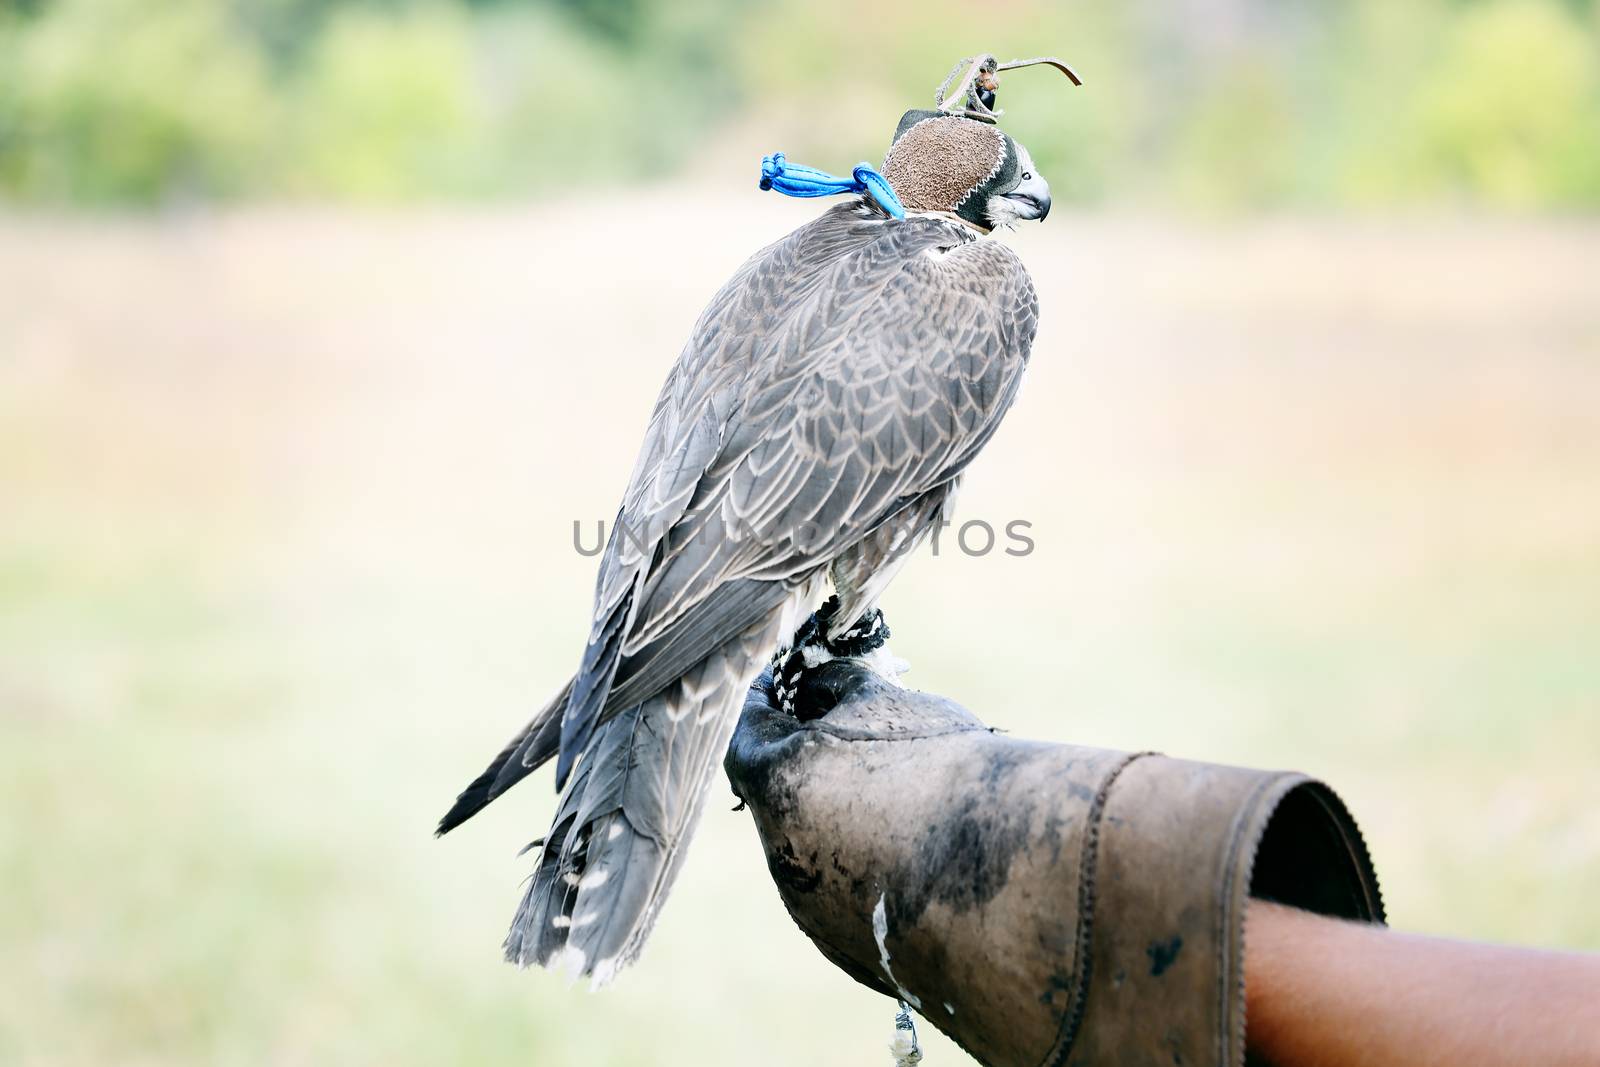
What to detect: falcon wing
<box><xmin>554</xmin><ymin>203</ymin><xmax>1039</xmax><ymax>781</ymax></box>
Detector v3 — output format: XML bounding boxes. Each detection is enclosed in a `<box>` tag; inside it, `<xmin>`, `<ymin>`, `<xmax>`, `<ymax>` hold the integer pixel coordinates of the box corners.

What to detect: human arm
<box><xmin>1246</xmin><ymin>898</ymin><xmax>1600</xmax><ymax>1067</ymax></box>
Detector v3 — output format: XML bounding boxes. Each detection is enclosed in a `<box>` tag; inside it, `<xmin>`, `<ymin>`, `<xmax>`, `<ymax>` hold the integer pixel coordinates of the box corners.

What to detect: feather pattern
<box><xmin>503</xmin><ymin>590</ymin><xmax>817</xmax><ymax>984</ymax></box>
<box><xmin>441</xmin><ymin>199</ymin><xmax>1039</xmax><ymax>982</ymax></box>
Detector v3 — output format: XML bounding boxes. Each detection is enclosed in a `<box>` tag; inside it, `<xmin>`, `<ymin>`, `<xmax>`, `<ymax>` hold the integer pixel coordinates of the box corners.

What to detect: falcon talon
<box><xmin>822</xmin><ymin>607</ymin><xmax>891</xmax><ymax>659</ymax></box>
<box><xmin>770</xmin><ymin>599</ymin><xmax>897</xmax><ymax>719</ymax></box>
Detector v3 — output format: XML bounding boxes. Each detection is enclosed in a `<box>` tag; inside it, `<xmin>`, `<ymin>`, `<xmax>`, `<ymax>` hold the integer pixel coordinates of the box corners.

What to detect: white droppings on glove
<box><xmin>873</xmin><ymin>894</ymin><xmax>921</xmax><ymax>1009</ymax></box>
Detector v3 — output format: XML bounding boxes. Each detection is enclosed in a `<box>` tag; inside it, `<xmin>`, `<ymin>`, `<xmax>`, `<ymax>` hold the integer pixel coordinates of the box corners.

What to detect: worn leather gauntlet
<box><xmin>725</xmin><ymin>662</ymin><xmax>1384</xmax><ymax>1067</ymax></box>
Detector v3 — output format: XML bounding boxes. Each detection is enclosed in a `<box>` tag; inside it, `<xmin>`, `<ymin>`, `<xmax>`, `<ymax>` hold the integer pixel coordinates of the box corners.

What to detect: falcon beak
<box><xmin>1005</xmin><ymin>189</ymin><xmax>1051</xmax><ymax>221</ymax></box>
<box><xmin>1003</xmin><ymin>173</ymin><xmax>1052</xmax><ymax>222</ymax></box>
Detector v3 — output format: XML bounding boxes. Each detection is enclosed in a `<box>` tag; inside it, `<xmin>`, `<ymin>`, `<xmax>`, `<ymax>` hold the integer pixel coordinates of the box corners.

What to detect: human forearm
<box><xmin>1246</xmin><ymin>899</ymin><xmax>1600</xmax><ymax>1067</ymax></box>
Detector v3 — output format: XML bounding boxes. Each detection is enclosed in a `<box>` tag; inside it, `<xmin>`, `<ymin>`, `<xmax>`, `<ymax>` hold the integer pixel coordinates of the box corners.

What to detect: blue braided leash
<box><xmin>759</xmin><ymin>153</ymin><xmax>905</xmax><ymax>219</ymax></box>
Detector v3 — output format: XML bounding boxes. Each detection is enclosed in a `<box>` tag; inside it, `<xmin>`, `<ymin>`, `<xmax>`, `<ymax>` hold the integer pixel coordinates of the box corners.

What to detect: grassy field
<box><xmin>2</xmin><ymin>195</ymin><xmax>1597</xmax><ymax>1065</ymax></box>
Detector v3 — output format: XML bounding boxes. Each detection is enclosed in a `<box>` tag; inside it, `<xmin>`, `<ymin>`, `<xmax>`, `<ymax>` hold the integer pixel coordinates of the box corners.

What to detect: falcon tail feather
<box><xmin>504</xmin><ymin>685</ymin><xmax>738</xmax><ymax>985</ymax></box>
<box><xmin>435</xmin><ymin>678</ymin><xmax>572</xmax><ymax>836</ymax></box>
<box><xmin>504</xmin><ymin>597</ymin><xmax>799</xmax><ymax>985</ymax></box>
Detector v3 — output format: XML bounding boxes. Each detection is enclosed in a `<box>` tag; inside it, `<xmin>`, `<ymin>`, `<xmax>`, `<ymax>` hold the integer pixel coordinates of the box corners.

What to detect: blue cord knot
<box><xmin>759</xmin><ymin>152</ymin><xmax>905</xmax><ymax>219</ymax></box>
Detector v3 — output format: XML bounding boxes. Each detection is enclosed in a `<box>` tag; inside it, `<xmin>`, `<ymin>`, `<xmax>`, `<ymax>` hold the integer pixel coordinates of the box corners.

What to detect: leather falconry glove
<box><xmin>726</xmin><ymin>661</ymin><xmax>1384</xmax><ymax>1067</ymax></box>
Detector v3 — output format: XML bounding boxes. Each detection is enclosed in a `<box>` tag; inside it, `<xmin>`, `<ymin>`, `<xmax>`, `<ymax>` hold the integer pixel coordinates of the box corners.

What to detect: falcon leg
<box><xmin>770</xmin><ymin>595</ymin><xmax>899</xmax><ymax>721</ymax></box>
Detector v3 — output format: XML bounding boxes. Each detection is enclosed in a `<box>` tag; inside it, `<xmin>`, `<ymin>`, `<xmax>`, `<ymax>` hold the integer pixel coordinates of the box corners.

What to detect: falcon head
<box><xmin>881</xmin><ymin>110</ymin><xmax>1050</xmax><ymax>232</ymax></box>
<box><xmin>881</xmin><ymin>54</ymin><xmax>1080</xmax><ymax>233</ymax></box>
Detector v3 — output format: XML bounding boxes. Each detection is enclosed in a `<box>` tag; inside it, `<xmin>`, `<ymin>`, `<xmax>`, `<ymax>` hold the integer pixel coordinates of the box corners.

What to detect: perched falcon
<box><xmin>438</xmin><ymin>63</ymin><xmax>1062</xmax><ymax>987</ymax></box>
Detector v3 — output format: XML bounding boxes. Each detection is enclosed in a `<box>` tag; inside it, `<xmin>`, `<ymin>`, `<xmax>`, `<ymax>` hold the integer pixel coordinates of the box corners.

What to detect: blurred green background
<box><xmin>4</xmin><ymin>0</ymin><xmax>1600</xmax><ymax>208</ymax></box>
<box><xmin>2</xmin><ymin>2</ymin><xmax>1599</xmax><ymax>1066</ymax></box>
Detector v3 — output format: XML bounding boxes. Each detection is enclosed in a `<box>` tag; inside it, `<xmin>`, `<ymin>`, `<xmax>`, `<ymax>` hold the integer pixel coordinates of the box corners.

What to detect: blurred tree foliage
<box><xmin>0</xmin><ymin>0</ymin><xmax>1597</xmax><ymax>208</ymax></box>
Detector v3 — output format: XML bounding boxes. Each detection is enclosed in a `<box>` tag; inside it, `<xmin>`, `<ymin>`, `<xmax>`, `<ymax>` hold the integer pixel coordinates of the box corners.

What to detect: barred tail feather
<box><xmin>503</xmin><ymin>602</ymin><xmax>800</xmax><ymax>986</ymax></box>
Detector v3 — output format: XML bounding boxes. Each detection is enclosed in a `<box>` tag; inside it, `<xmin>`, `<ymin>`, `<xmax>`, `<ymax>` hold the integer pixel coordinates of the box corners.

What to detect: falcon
<box><xmin>437</xmin><ymin>55</ymin><xmax>1078</xmax><ymax>987</ymax></box>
